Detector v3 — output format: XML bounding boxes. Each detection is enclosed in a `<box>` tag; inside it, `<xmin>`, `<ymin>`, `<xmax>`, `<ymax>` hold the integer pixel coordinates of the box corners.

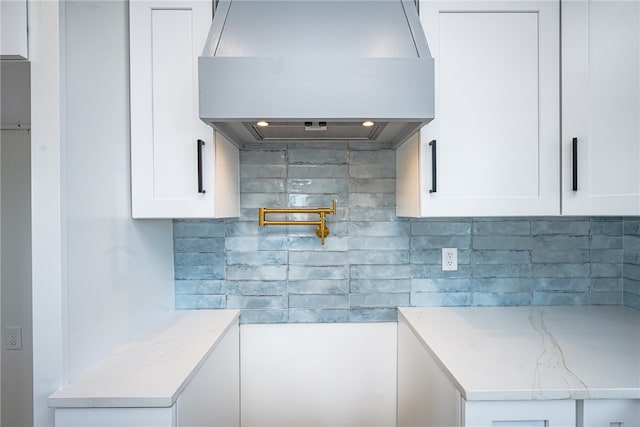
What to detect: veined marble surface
<box><xmin>399</xmin><ymin>305</ymin><xmax>640</xmax><ymax>401</ymax></box>
<box><xmin>48</xmin><ymin>309</ymin><xmax>239</xmax><ymax>408</ymax></box>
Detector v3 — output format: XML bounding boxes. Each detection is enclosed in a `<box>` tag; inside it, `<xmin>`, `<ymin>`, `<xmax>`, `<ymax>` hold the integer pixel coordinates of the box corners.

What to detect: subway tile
<box><xmin>349</xmin><ymin>193</ymin><xmax>396</xmax><ymax>208</ymax></box>
<box><xmin>240</xmin><ymin>150</ymin><xmax>286</xmax><ymax>165</ymax></box>
<box><xmin>590</xmin><ymin>291</ymin><xmax>622</xmax><ymax>305</ymax></box>
<box><xmin>288</xmin><ymin>280</ymin><xmax>349</xmax><ymax>294</ymax></box>
<box><xmin>349</xmin><ymin>236</ymin><xmax>410</xmax><ymax>250</ymax></box>
<box><xmin>472</xmin><ymin>264</ymin><xmax>532</xmax><ymax>278</ymax></box>
<box><xmin>623</xmin><ymin>249</ymin><xmax>640</xmax><ymax>264</ymax></box>
<box><xmin>590</xmin><ymin>219</ymin><xmax>623</xmax><ymax>235</ymax></box>
<box><xmin>624</xmin><ymin>234</ymin><xmax>640</xmax><ymax>251</ymax></box>
<box><xmin>240</xmin><ymin>164</ymin><xmax>286</xmax><ymax>179</ymax></box>
<box><xmin>350</xmin><ymin>264</ymin><xmax>411</xmax><ymax>280</ymax></box>
<box><xmin>590</xmin><ymin>263</ymin><xmax>622</xmax><ymax>278</ymax></box>
<box><xmin>287</xmin><ymin>178</ymin><xmax>348</xmax><ymax>194</ymax></box>
<box><xmin>624</xmin><ymin>263</ymin><xmax>640</xmax><ymax>281</ymax></box>
<box><xmin>349</xmin><ymin>309</ymin><xmax>398</xmax><ymax>322</ymax></box>
<box><xmin>350</xmin><ymin>293</ymin><xmax>410</xmax><ymax>308</ymax></box>
<box><xmin>532</xmin><ymin>235</ymin><xmax>589</xmax><ymax>250</ymax></box>
<box><xmin>472</xmin><ymin>220</ymin><xmax>531</xmax><ymax>236</ymax></box>
<box><xmin>174</xmin><ymin>252</ymin><xmax>224</xmax><ymax>267</ymax></box>
<box><xmin>412</xmin><ymin>235</ymin><xmax>471</xmax><ymax>249</ymax></box>
<box><xmin>623</xmin><ymin>219</ymin><xmax>640</xmax><ymax>235</ymax></box>
<box><xmin>349</xmin><ymin>164</ymin><xmax>395</xmax><ymax>179</ymax></box>
<box><xmin>531</xmin><ymin>219</ymin><xmax>589</xmax><ymax>236</ymax></box>
<box><xmin>349</xmin><ymin>150</ymin><xmax>394</xmax><ymax>164</ymax></box>
<box><xmin>349</xmin><ymin>207</ymin><xmax>398</xmax><ymax>221</ymax></box>
<box><xmin>225</xmin><ymin>236</ymin><xmax>288</xmax><ymax>251</ymax></box>
<box><xmin>473</xmin><ymin>236</ymin><xmax>531</xmax><ymax>250</ymax></box>
<box><xmin>288</xmin><ymin>193</ymin><xmax>348</xmax><ymax>207</ymax></box>
<box><xmin>410</xmin><ymin>264</ymin><xmax>472</xmax><ymax>279</ymax></box>
<box><xmin>174</xmin><ymin>237</ymin><xmax>225</xmax><ymax>253</ymax></box>
<box><xmin>349</xmin><ymin>221</ymin><xmax>410</xmax><ymax>236</ymax></box>
<box><xmin>288</xmin><ymin>148</ymin><xmax>348</xmax><ymax>164</ymax></box>
<box><xmin>240</xmin><ymin>309</ymin><xmax>288</xmax><ymax>324</ymax></box>
<box><xmin>226</xmin><ymin>265</ymin><xmax>288</xmax><ymax>281</ymax></box>
<box><xmin>472</xmin><ymin>292</ymin><xmax>531</xmax><ymax>306</ymax></box>
<box><xmin>411</xmin><ymin>220</ymin><xmax>471</xmax><ymax>236</ymax></box>
<box><xmin>531</xmin><ymin>263</ymin><xmax>590</xmax><ymax>278</ymax></box>
<box><xmin>534</xmin><ymin>278</ymin><xmax>590</xmax><ymax>292</ymax></box>
<box><xmin>590</xmin><ymin>235</ymin><xmax>623</xmax><ymax>249</ymax></box>
<box><xmin>624</xmin><ymin>278</ymin><xmax>640</xmax><ymax>297</ymax></box>
<box><xmin>175</xmin><ymin>295</ymin><xmax>225</xmax><ymax>309</ymax></box>
<box><xmin>289</xmin><ymin>294</ymin><xmax>350</xmax><ymax>309</ymax></box>
<box><xmin>240</xmin><ymin>178</ymin><xmax>286</xmax><ymax>193</ymax></box>
<box><xmin>228</xmin><ymin>281</ymin><xmax>288</xmax><ymax>296</ymax></box>
<box><xmin>590</xmin><ymin>249</ymin><xmax>622</xmax><ymax>263</ymax></box>
<box><xmin>411</xmin><ymin>278</ymin><xmax>471</xmax><ymax>293</ymax></box>
<box><xmin>350</xmin><ymin>279</ymin><xmax>412</xmax><ymax>293</ymax></box>
<box><xmin>288</xmin><ymin>164</ymin><xmax>349</xmax><ymax>178</ymax></box>
<box><xmin>175</xmin><ymin>280</ymin><xmax>228</xmax><ymax>295</ymax></box>
<box><xmin>531</xmin><ymin>249</ymin><xmax>589</xmax><ymax>264</ymax></box>
<box><xmin>288</xmin><ymin>309</ymin><xmax>350</xmax><ymax>323</ymax></box>
<box><xmin>532</xmin><ymin>292</ymin><xmax>588</xmax><ymax>306</ymax></box>
<box><xmin>175</xmin><ymin>265</ymin><xmax>224</xmax><ymax>280</ymax></box>
<box><xmin>348</xmin><ymin>250</ymin><xmax>409</xmax><ymax>265</ymax></box>
<box><xmin>473</xmin><ymin>250</ymin><xmax>530</xmax><ymax>265</ymax></box>
<box><xmin>472</xmin><ymin>278</ymin><xmax>532</xmax><ymax>293</ymax></box>
<box><xmin>289</xmin><ymin>251</ymin><xmax>348</xmax><ymax>266</ymax></box>
<box><xmin>590</xmin><ymin>278</ymin><xmax>623</xmax><ymax>292</ymax></box>
<box><xmin>411</xmin><ymin>292</ymin><xmax>471</xmax><ymax>306</ymax></box>
<box><xmin>288</xmin><ymin>236</ymin><xmax>349</xmax><ymax>251</ymax></box>
<box><xmin>288</xmin><ymin>265</ymin><xmax>349</xmax><ymax>281</ymax></box>
<box><xmin>173</xmin><ymin>220</ymin><xmax>225</xmax><ymax>238</ymax></box>
<box><xmin>227</xmin><ymin>295</ymin><xmax>287</xmax><ymax>309</ymax></box>
<box><xmin>349</xmin><ymin>178</ymin><xmax>395</xmax><ymax>193</ymax></box>
<box><xmin>240</xmin><ymin>192</ymin><xmax>287</xmax><ymax>209</ymax></box>
<box><xmin>226</xmin><ymin>251</ymin><xmax>287</xmax><ymax>266</ymax></box>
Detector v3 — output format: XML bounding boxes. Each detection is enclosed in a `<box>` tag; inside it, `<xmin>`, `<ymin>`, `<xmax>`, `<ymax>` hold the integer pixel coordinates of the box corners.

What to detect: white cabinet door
<box><xmin>1</xmin><ymin>0</ymin><xmax>28</xmax><ymax>59</ymax></box>
<box><xmin>130</xmin><ymin>1</ymin><xmax>239</xmax><ymax>219</ymax></box>
<box><xmin>400</xmin><ymin>0</ymin><xmax>560</xmax><ymax>217</ymax></box>
<box><xmin>582</xmin><ymin>399</ymin><xmax>640</xmax><ymax>427</ymax></box>
<box><xmin>561</xmin><ymin>1</ymin><xmax>640</xmax><ymax>215</ymax></box>
<box><xmin>464</xmin><ymin>400</ymin><xmax>576</xmax><ymax>427</ymax></box>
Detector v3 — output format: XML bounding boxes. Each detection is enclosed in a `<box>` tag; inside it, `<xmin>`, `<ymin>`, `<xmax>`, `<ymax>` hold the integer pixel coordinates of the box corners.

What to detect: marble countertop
<box><xmin>398</xmin><ymin>305</ymin><xmax>640</xmax><ymax>401</ymax></box>
<box><xmin>48</xmin><ymin>309</ymin><xmax>240</xmax><ymax>408</ymax></box>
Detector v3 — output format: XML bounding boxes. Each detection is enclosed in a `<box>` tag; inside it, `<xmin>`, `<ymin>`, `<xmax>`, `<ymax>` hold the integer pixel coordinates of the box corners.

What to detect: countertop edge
<box><xmin>47</xmin><ymin>309</ymin><xmax>240</xmax><ymax>409</ymax></box>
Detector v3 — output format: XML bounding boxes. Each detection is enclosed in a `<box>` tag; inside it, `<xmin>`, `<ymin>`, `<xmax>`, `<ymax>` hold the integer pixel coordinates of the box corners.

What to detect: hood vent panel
<box><xmin>246</xmin><ymin>121</ymin><xmax>386</xmax><ymax>141</ymax></box>
<box><xmin>199</xmin><ymin>0</ymin><xmax>434</xmax><ymax>148</ymax></box>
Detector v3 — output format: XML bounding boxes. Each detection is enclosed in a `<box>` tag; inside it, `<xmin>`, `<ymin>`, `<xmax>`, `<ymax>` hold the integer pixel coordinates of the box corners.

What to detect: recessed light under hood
<box><xmin>198</xmin><ymin>0</ymin><xmax>434</xmax><ymax>147</ymax></box>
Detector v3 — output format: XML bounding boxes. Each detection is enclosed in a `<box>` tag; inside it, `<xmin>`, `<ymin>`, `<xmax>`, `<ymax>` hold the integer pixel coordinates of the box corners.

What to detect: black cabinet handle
<box><xmin>572</xmin><ymin>137</ymin><xmax>578</xmax><ymax>192</ymax></box>
<box><xmin>197</xmin><ymin>139</ymin><xmax>206</xmax><ymax>194</ymax></box>
<box><xmin>429</xmin><ymin>139</ymin><xmax>437</xmax><ymax>193</ymax></box>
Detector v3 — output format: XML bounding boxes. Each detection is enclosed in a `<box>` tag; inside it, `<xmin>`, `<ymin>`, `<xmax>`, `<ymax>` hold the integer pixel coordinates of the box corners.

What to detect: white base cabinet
<box><xmin>561</xmin><ymin>0</ymin><xmax>640</xmax><ymax>215</ymax></box>
<box><xmin>129</xmin><ymin>0</ymin><xmax>239</xmax><ymax>219</ymax></box>
<box><xmin>581</xmin><ymin>399</ymin><xmax>640</xmax><ymax>427</ymax></box>
<box><xmin>397</xmin><ymin>0</ymin><xmax>560</xmax><ymax>217</ymax></box>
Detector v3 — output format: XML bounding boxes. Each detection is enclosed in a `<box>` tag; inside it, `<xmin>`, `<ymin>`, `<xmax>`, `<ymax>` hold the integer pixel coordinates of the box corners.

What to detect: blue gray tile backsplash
<box><xmin>174</xmin><ymin>143</ymin><xmax>640</xmax><ymax>323</ymax></box>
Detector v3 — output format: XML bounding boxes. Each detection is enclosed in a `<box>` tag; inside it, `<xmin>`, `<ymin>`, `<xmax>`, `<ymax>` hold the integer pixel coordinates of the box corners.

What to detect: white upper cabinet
<box><xmin>1</xmin><ymin>0</ymin><xmax>28</xmax><ymax>59</ymax></box>
<box><xmin>129</xmin><ymin>0</ymin><xmax>239</xmax><ymax>219</ymax></box>
<box><xmin>562</xmin><ymin>1</ymin><xmax>640</xmax><ymax>215</ymax></box>
<box><xmin>398</xmin><ymin>0</ymin><xmax>560</xmax><ymax>217</ymax></box>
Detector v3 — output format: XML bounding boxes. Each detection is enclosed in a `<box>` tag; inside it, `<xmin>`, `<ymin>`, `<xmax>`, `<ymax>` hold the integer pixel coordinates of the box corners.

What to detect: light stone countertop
<box><xmin>398</xmin><ymin>305</ymin><xmax>640</xmax><ymax>401</ymax></box>
<box><xmin>48</xmin><ymin>309</ymin><xmax>240</xmax><ymax>408</ymax></box>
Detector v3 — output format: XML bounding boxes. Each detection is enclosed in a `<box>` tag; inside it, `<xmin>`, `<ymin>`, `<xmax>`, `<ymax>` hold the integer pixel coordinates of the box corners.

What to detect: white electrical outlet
<box><xmin>6</xmin><ymin>326</ymin><xmax>22</xmax><ymax>350</ymax></box>
<box><xmin>442</xmin><ymin>248</ymin><xmax>458</xmax><ymax>271</ymax></box>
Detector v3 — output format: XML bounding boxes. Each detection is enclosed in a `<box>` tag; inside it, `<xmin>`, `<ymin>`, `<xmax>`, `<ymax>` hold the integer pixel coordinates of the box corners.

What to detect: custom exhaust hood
<box><xmin>199</xmin><ymin>0</ymin><xmax>434</xmax><ymax>147</ymax></box>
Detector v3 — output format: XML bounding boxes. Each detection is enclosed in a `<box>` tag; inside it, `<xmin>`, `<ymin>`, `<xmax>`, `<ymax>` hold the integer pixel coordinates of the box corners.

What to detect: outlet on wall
<box><xmin>5</xmin><ymin>326</ymin><xmax>23</xmax><ymax>350</ymax></box>
<box><xmin>442</xmin><ymin>248</ymin><xmax>458</xmax><ymax>271</ymax></box>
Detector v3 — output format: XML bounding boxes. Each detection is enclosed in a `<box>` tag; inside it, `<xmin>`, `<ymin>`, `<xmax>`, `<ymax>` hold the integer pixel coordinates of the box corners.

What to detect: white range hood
<box><xmin>198</xmin><ymin>0</ymin><xmax>434</xmax><ymax>147</ymax></box>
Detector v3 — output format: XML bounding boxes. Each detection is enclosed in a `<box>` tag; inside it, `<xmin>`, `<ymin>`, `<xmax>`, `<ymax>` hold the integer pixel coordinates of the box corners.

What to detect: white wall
<box><xmin>30</xmin><ymin>1</ymin><xmax>175</xmax><ymax>425</ymax></box>
<box><xmin>241</xmin><ymin>323</ymin><xmax>398</xmax><ymax>427</ymax></box>
<box><xmin>1</xmin><ymin>129</ymin><xmax>33</xmax><ymax>427</ymax></box>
